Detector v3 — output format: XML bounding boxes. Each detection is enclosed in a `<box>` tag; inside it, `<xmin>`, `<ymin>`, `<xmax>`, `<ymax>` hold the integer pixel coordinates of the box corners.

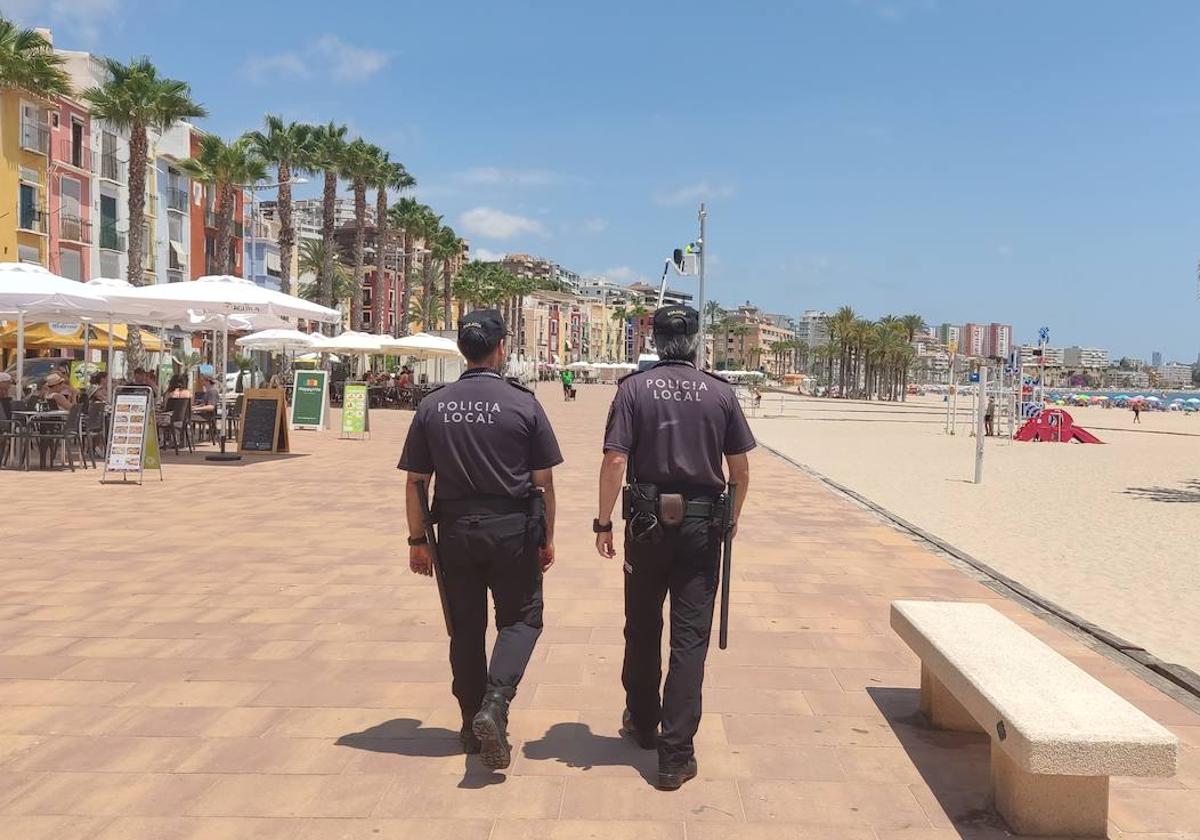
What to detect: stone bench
<box><xmin>891</xmin><ymin>600</ymin><xmax>1178</xmax><ymax>837</ymax></box>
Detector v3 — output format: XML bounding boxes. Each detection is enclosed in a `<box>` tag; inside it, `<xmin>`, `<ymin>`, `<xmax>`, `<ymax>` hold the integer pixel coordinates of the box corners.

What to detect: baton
<box><xmin>718</xmin><ymin>482</ymin><xmax>736</xmax><ymax>650</ymax></box>
<box><xmin>416</xmin><ymin>480</ymin><xmax>454</xmax><ymax>637</ymax></box>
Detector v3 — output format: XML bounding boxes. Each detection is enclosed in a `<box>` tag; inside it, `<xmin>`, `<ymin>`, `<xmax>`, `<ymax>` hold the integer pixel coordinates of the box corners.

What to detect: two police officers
<box><xmin>595</xmin><ymin>305</ymin><xmax>754</xmax><ymax>790</ymax></box>
<box><xmin>399</xmin><ymin>309</ymin><xmax>562</xmax><ymax>770</ymax></box>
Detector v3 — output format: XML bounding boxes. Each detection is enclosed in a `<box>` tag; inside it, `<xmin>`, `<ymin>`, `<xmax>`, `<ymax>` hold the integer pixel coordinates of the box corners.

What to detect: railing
<box><xmin>98</xmin><ymin>223</ymin><xmax>125</xmax><ymax>251</ymax></box>
<box><xmin>166</xmin><ymin>187</ymin><xmax>188</xmax><ymax>213</ymax></box>
<box><xmin>57</xmin><ymin>139</ymin><xmax>92</xmax><ymax>171</ymax></box>
<box><xmin>18</xmin><ymin>206</ymin><xmax>46</xmax><ymax>233</ymax></box>
<box><xmin>59</xmin><ymin>214</ymin><xmax>93</xmax><ymax>244</ymax></box>
<box><xmin>99</xmin><ymin>151</ymin><xmax>124</xmax><ymax>182</ymax></box>
<box><xmin>20</xmin><ymin>123</ymin><xmax>49</xmax><ymax>154</ymax></box>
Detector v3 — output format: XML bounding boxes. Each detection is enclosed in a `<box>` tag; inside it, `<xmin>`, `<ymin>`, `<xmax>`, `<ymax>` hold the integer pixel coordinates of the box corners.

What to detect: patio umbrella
<box><xmin>0</xmin><ymin>263</ymin><xmax>114</xmax><ymax>395</ymax></box>
<box><xmin>382</xmin><ymin>332</ymin><xmax>462</xmax><ymax>358</ymax></box>
<box><xmin>235</xmin><ymin>329</ymin><xmax>318</xmax><ymax>353</ymax></box>
<box><xmin>312</xmin><ymin>330</ymin><xmax>389</xmax><ymax>354</ymax></box>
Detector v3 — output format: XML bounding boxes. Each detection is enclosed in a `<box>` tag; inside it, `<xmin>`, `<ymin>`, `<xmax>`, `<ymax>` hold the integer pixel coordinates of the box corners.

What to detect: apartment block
<box><xmin>1062</xmin><ymin>346</ymin><xmax>1110</xmax><ymax>369</ymax></box>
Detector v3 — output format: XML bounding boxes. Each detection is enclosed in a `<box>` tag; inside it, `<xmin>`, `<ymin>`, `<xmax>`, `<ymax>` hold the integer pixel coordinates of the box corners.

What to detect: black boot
<box><xmin>656</xmin><ymin>757</ymin><xmax>698</xmax><ymax>791</ymax></box>
<box><xmin>472</xmin><ymin>688</ymin><xmax>512</xmax><ymax>770</ymax></box>
<box><xmin>459</xmin><ymin>726</ymin><xmax>481</xmax><ymax>754</ymax></box>
<box><xmin>621</xmin><ymin>708</ymin><xmax>658</xmax><ymax>751</ymax></box>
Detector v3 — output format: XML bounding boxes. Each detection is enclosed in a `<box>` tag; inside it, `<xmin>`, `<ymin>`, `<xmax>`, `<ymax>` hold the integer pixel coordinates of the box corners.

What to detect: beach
<box><xmin>749</xmin><ymin>392</ymin><xmax>1200</xmax><ymax>677</ymax></box>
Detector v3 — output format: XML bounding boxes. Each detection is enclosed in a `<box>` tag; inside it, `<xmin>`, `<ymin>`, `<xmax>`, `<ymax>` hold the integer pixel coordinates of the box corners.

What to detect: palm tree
<box><xmin>297</xmin><ymin>238</ymin><xmax>354</xmax><ymax>304</ymax></box>
<box><xmin>412</xmin><ymin>207</ymin><xmax>444</xmax><ymax>330</ymax></box>
<box><xmin>433</xmin><ymin>225</ymin><xmax>464</xmax><ymax>329</ymax></box>
<box><xmin>389</xmin><ymin>197</ymin><xmax>429</xmax><ymax>337</ymax></box>
<box><xmin>338</xmin><ymin>138</ymin><xmax>380</xmax><ymax>331</ymax></box>
<box><xmin>245</xmin><ymin>116</ymin><xmax>314</xmax><ymax>296</ymax></box>
<box><xmin>826</xmin><ymin>306</ymin><xmax>857</xmax><ymax>397</ymax></box>
<box><xmin>0</xmin><ymin>18</ymin><xmax>71</xmax><ymax>99</ymax></box>
<box><xmin>900</xmin><ymin>313</ymin><xmax>927</xmax><ymax>343</ymax></box>
<box><xmin>310</xmin><ymin>122</ymin><xmax>347</xmax><ymax>317</ymax></box>
<box><xmin>703</xmin><ymin>300</ymin><xmax>725</xmax><ymax>332</ymax></box>
<box><xmin>180</xmin><ymin>134</ymin><xmax>265</xmax><ymax>276</ymax></box>
<box><xmin>408</xmin><ymin>293</ymin><xmax>445</xmax><ymax>333</ymax></box>
<box><xmin>81</xmin><ymin>58</ymin><xmax>205</xmax><ymax>368</ymax></box>
<box><xmin>370</xmin><ymin>153</ymin><xmax>414</xmax><ymax>334</ymax></box>
<box><xmin>728</xmin><ymin>324</ymin><xmax>752</xmax><ymax>369</ymax></box>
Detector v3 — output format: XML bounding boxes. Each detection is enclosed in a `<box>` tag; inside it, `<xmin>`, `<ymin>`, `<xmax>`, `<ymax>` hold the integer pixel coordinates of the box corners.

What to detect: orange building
<box><xmin>188</xmin><ymin>128</ymin><xmax>244</xmax><ymax>279</ymax></box>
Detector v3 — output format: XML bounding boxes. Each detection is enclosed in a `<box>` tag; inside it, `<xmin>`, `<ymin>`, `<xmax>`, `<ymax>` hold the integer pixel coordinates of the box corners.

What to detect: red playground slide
<box><xmin>1015</xmin><ymin>408</ymin><xmax>1103</xmax><ymax>443</ymax></box>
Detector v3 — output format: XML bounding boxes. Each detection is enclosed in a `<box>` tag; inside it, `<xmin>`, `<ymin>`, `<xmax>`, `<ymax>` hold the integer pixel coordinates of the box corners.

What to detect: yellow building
<box><xmin>1</xmin><ymin>89</ymin><xmax>52</xmax><ymax>265</ymax></box>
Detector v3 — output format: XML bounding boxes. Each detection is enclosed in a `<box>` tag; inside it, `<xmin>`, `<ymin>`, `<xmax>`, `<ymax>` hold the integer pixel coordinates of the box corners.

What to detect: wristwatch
<box><xmin>592</xmin><ymin>518</ymin><xmax>613</xmax><ymax>533</ymax></box>
<box><xmin>407</xmin><ymin>535</ymin><xmax>429</xmax><ymax>546</ymax></box>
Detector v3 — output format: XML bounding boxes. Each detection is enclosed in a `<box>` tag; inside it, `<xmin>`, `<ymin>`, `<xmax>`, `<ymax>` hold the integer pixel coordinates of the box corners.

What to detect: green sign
<box><xmin>290</xmin><ymin>369</ymin><xmax>328</xmax><ymax>429</ymax></box>
<box><xmin>341</xmin><ymin>383</ymin><xmax>369</xmax><ymax>437</ymax></box>
<box><xmin>70</xmin><ymin>359</ymin><xmax>105</xmax><ymax>390</ymax></box>
<box><xmin>157</xmin><ymin>362</ymin><xmax>174</xmax><ymax>394</ymax></box>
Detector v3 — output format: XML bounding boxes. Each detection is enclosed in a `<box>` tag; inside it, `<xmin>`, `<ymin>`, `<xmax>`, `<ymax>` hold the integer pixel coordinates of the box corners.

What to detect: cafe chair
<box><xmin>25</xmin><ymin>403</ymin><xmax>84</xmax><ymax>472</ymax></box>
<box><xmin>159</xmin><ymin>398</ymin><xmax>195</xmax><ymax>455</ymax></box>
<box><xmin>82</xmin><ymin>402</ymin><xmax>106</xmax><ymax>469</ymax></box>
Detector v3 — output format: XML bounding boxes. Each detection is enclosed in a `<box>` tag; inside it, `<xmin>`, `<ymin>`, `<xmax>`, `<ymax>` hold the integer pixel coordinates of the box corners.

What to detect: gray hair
<box><xmin>653</xmin><ymin>330</ymin><xmax>701</xmax><ymax>362</ymax></box>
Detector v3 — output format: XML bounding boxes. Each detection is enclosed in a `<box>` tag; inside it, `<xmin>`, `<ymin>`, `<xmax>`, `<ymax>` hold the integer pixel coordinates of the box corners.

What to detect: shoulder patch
<box><xmin>505</xmin><ymin>379</ymin><xmax>535</xmax><ymax>395</ymax></box>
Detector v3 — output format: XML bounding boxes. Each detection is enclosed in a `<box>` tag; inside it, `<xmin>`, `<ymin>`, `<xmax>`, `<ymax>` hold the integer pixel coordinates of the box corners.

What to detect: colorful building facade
<box><xmin>0</xmin><ymin>88</ymin><xmax>52</xmax><ymax>266</ymax></box>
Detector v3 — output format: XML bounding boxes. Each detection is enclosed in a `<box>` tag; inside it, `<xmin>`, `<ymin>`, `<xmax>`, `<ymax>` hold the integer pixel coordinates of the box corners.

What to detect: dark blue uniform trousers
<box><xmin>439</xmin><ymin>511</ymin><xmax>544</xmax><ymax>725</ymax></box>
<box><xmin>622</xmin><ymin>516</ymin><xmax>721</xmax><ymax>766</ymax></box>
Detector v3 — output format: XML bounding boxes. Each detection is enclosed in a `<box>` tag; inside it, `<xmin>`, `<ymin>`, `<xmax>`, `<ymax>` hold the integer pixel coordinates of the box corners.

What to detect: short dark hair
<box><xmin>654</xmin><ymin>330</ymin><xmax>701</xmax><ymax>363</ymax></box>
<box><xmin>458</xmin><ymin>330</ymin><xmax>500</xmax><ymax>364</ymax></box>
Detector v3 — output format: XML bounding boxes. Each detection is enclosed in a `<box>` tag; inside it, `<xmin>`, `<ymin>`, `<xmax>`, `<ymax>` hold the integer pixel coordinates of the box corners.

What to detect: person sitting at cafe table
<box><xmin>133</xmin><ymin>368</ymin><xmax>159</xmax><ymax>399</ymax></box>
<box><xmin>40</xmin><ymin>373</ymin><xmax>77</xmax><ymax>409</ymax></box>
<box><xmin>165</xmin><ymin>374</ymin><xmax>193</xmax><ymax>403</ymax></box>
<box><xmin>0</xmin><ymin>371</ymin><xmax>13</xmax><ymax>416</ymax></box>
<box><xmin>88</xmin><ymin>371</ymin><xmax>109</xmax><ymax>403</ymax></box>
<box><xmin>193</xmin><ymin>374</ymin><xmax>219</xmax><ymax>416</ymax></box>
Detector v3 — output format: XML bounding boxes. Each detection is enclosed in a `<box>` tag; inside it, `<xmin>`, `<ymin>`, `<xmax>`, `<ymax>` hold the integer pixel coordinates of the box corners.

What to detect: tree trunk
<box><xmin>374</xmin><ymin>187</ymin><xmax>388</xmax><ymax>334</ymax></box>
<box><xmin>216</xmin><ymin>183</ymin><xmax>235</xmax><ymax>276</ymax></box>
<box><xmin>351</xmin><ymin>179</ymin><xmax>366</xmax><ymax>331</ymax></box>
<box><xmin>123</xmin><ymin>121</ymin><xmax>150</xmax><ymax>372</ymax></box>
<box><xmin>399</xmin><ymin>230</ymin><xmax>413</xmax><ymax>336</ymax></box>
<box><xmin>277</xmin><ymin>162</ymin><xmax>294</xmax><ymax>296</ymax></box>
<box><xmin>320</xmin><ymin>167</ymin><xmax>337</xmax><ymax>330</ymax></box>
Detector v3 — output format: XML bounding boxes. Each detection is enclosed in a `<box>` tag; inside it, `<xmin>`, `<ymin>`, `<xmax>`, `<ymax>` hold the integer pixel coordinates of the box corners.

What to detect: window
<box><xmin>100</xmin><ymin>251</ymin><xmax>119</xmax><ymax>278</ymax></box>
<box><xmin>18</xmin><ymin>244</ymin><xmax>41</xmax><ymax>264</ymax></box>
<box><xmin>59</xmin><ymin>248</ymin><xmax>82</xmax><ymax>281</ymax></box>
<box><xmin>18</xmin><ymin>183</ymin><xmax>38</xmax><ymax>230</ymax></box>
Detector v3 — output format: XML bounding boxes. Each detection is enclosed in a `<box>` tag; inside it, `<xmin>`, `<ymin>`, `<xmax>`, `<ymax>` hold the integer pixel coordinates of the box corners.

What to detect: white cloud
<box><xmin>459</xmin><ymin>207</ymin><xmax>547</xmax><ymax>240</ymax></box>
<box><xmin>8</xmin><ymin>0</ymin><xmax>119</xmax><ymax>45</ymax></box>
<box><xmin>582</xmin><ymin>217</ymin><xmax>609</xmax><ymax>234</ymax></box>
<box><xmin>246</xmin><ymin>35</ymin><xmax>392</xmax><ymax>85</ymax></box>
<box><xmin>591</xmin><ymin>265</ymin><xmax>652</xmax><ymax>285</ymax></box>
<box><xmin>455</xmin><ymin>167</ymin><xmax>566</xmax><ymax>187</ymax></box>
<box><xmin>654</xmin><ymin>180</ymin><xmax>736</xmax><ymax>207</ymax></box>
<box><xmin>471</xmin><ymin>248</ymin><xmax>507</xmax><ymax>262</ymax></box>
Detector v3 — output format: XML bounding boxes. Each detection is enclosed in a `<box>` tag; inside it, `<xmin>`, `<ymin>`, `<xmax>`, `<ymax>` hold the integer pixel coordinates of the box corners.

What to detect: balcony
<box><xmin>57</xmin><ymin>139</ymin><xmax>92</xmax><ymax>171</ymax></box>
<box><xmin>59</xmin><ymin>214</ymin><xmax>93</xmax><ymax>244</ymax></box>
<box><xmin>99</xmin><ymin>151</ymin><xmax>124</xmax><ymax>183</ymax></box>
<box><xmin>18</xmin><ymin>206</ymin><xmax>46</xmax><ymax>234</ymax></box>
<box><xmin>166</xmin><ymin>187</ymin><xmax>188</xmax><ymax>213</ymax></box>
<box><xmin>20</xmin><ymin>122</ymin><xmax>49</xmax><ymax>154</ymax></box>
<box><xmin>99</xmin><ymin>223</ymin><xmax>125</xmax><ymax>251</ymax></box>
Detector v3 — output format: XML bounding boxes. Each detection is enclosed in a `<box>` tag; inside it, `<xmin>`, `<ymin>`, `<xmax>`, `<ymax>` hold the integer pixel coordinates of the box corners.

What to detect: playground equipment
<box><xmin>1014</xmin><ymin>408</ymin><xmax>1102</xmax><ymax>444</ymax></box>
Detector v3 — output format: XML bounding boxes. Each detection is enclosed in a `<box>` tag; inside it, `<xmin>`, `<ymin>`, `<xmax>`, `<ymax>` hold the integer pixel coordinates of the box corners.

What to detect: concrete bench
<box><xmin>891</xmin><ymin>600</ymin><xmax>1178</xmax><ymax>837</ymax></box>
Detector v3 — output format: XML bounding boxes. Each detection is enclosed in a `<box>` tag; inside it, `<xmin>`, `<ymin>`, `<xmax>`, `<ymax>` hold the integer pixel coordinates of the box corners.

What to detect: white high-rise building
<box><xmin>796</xmin><ymin>310</ymin><xmax>830</xmax><ymax>347</ymax></box>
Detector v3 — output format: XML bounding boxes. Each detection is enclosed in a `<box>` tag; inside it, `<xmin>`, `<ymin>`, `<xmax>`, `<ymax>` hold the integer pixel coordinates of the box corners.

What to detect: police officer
<box><xmin>595</xmin><ymin>305</ymin><xmax>754</xmax><ymax>790</ymax></box>
<box><xmin>399</xmin><ymin>309</ymin><xmax>562</xmax><ymax>770</ymax></box>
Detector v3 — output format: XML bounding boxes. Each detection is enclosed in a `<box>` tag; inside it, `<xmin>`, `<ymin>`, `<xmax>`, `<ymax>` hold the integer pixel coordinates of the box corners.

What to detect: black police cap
<box><xmin>458</xmin><ymin>309</ymin><xmax>508</xmax><ymax>344</ymax></box>
<box><xmin>652</xmin><ymin>305</ymin><xmax>700</xmax><ymax>336</ymax></box>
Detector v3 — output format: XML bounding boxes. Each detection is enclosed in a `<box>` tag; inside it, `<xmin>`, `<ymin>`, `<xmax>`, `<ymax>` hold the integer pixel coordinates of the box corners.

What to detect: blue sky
<box><xmin>17</xmin><ymin>0</ymin><xmax>1200</xmax><ymax>361</ymax></box>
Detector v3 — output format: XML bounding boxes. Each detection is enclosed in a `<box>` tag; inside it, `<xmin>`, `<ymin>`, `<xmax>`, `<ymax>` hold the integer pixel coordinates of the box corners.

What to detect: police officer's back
<box><xmin>595</xmin><ymin>305</ymin><xmax>754</xmax><ymax>790</ymax></box>
<box><xmin>399</xmin><ymin>309</ymin><xmax>562</xmax><ymax>770</ymax></box>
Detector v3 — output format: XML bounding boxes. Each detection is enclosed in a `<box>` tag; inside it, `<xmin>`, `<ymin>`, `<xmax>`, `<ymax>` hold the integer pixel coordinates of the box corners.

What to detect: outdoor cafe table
<box><xmin>8</xmin><ymin>409</ymin><xmax>69</xmax><ymax>470</ymax></box>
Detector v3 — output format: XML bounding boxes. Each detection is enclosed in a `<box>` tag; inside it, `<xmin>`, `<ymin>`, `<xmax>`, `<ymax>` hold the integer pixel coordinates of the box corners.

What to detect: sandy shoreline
<box><xmin>749</xmin><ymin>393</ymin><xmax>1200</xmax><ymax>676</ymax></box>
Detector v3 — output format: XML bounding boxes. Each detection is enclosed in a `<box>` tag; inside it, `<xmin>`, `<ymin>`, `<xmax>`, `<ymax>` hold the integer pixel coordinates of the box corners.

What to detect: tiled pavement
<box><xmin>0</xmin><ymin>383</ymin><xmax>1197</xmax><ymax>840</ymax></box>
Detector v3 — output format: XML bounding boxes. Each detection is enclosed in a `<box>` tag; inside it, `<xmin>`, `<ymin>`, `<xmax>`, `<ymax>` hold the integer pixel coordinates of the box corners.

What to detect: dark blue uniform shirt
<box><xmin>398</xmin><ymin>368</ymin><xmax>563</xmax><ymax>501</ymax></box>
<box><xmin>603</xmin><ymin>360</ymin><xmax>756</xmax><ymax>493</ymax></box>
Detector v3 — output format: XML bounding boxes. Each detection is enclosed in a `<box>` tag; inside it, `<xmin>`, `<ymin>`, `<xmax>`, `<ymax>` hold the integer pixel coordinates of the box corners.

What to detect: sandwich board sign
<box><xmin>341</xmin><ymin>382</ymin><xmax>370</xmax><ymax>439</ymax></box>
<box><xmin>238</xmin><ymin>388</ymin><xmax>290</xmax><ymax>454</ymax></box>
<box><xmin>101</xmin><ymin>386</ymin><xmax>162</xmax><ymax>484</ymax></box>
<box><xmin>290</xmin><ymin>369</ymin><xmax>329</xmax><ymax>430</ymax></box>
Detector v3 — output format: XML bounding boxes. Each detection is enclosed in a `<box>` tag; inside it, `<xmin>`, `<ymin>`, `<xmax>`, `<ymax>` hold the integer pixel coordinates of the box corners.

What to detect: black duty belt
<box><xmin>683</xmin><ymin>499</ymin><xmax>719</xmax><ymax>518</ymax></box>
<box><xmin>434</xmin><ymin>496</ymin><xmax>531</xmax><ymax>518</ymax></box>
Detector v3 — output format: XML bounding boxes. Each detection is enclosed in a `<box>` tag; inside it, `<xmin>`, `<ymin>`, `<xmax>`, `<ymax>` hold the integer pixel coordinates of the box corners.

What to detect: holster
<box><xmin>622</xmin><ymin>483</ymin><xmax>663</xmax><ymax>544</ymax></box>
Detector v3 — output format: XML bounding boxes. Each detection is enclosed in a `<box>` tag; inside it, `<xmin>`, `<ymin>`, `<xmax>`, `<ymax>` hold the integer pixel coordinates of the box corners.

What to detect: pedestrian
<box><xmin>985</xmin><ymin>397</ymin><xmax>995</xmax><ymax>437</ymax></box>
<box><xmin>1132</xmin><ymin>402</ymin><xmax>1141</xmax><ymax>424</ymax></box>
<box><xmin>398</xmin><ymin>308</ymin><xmax>562</xmax><ymax>771</ymax></box>
<box><xmin>560</xmin><ymin>367</ymin><xmax>574</xmax><ymax>401</ymax></box>
<box><xmin>594</xmin><ymin>305</ymin><xmax>754</xmax><ymax>791</ymax></box>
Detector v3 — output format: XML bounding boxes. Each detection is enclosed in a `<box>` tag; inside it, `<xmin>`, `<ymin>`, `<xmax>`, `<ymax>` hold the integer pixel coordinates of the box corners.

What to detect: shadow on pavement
<box><xmin>1123</xmin><ymin>479</ymin><xmax>1200</xmax><ymax>503</ymax></box>
<box><xmin>522</xmin><ymin>722</ymin><xmax>657</xmax><ymax>784</ymax></box>
<box><xmin>867</xmin><ymin>687</ymin><xmax>1015</xmax><ymax>836</ymax></box>
<box><xmin>336</xmin><ymin>718</ymin><xmax>505</xmax><ymax>789</ymax></box>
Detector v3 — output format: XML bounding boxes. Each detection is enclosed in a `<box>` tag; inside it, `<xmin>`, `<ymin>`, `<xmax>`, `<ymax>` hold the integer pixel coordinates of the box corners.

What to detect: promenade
<box><xmin>0</xmin><ymin>384</ymin><xmax>1197</xmax><ymax>839</ymax></box>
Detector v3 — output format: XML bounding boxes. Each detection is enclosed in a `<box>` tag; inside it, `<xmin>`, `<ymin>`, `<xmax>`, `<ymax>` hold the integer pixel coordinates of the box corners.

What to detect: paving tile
<box><xmin>185</xmin><ymin>774</ymin><xmax>391</xmax><ymax>819</ymax></box>
<box><xmin>374</xmin><ymin>775</ymin><xmax>565</xmax><ymax>819</ymax></box>
<box><xmin>2</xmin><ymin>772</ymin><xmax>220</xmax><ymax>816</ymax></box>
<box><xmin>93</xmin><ymin>816</ymin><xmax>306</xmax><ymax>840</ymax></box>
<box><xmin>491</xmin><ymin>818</ymin><xmax>684</xmax><ymax>839</ymax></box>
<box><xmin>300</xmin><ymin>818</ymin><xmax>494</xmax><ymax>839</ymax></box>
<box><xmin>739</xmin><ymin>779</ymin><xmax>931</xmax><ymax>829</ymax></box>
<box><xmin>0</xmin><ymin>816</ymin><xmax>113</xmax><ymax>840</ymax></box>
<box><xmin>561</xmin><ymin>776</ymin><xmax>742</xmax><ymax>821</ymax></box>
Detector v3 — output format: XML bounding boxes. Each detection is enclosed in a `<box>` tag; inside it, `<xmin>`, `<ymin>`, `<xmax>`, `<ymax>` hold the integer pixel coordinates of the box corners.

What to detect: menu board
<box><xmin>105</xmin><ymin>392</ymin><xmax>150</xmax><ymax>473</ymax></box>
<box><xmin>290</xmin><ymin>369</ymin><xmax>328</xmax><ymax>430</ymax></box>
<box><xmin>238</xmin><ymin>389</ymin><xmax>290</xmax><ymax>454</ymax></box>
<box><xmin>341</xmin><ymin>383</ymin><xmax>369</xmax><ymax>438</ymax></box>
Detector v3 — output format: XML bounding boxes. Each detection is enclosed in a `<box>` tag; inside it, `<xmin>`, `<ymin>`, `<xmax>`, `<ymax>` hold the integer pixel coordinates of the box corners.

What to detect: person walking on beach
<box><xmin>595</xmin><ymin>304</ymin><xmax>753</xmax><ymax>791</ymax></box>
<box><xmin>984</xmin><ymin>397</ymin><xmax>995</xmax><ymax>437</ymax></box>
<box><xmin>1132</xmin><ymin>402</ymin><xmax>1141</xmax><ymax>424</ymax></box>
<box><xmin>398</xmin><ymin>309</ymin><xmax>562</xmax><ymax>771</ymax></box>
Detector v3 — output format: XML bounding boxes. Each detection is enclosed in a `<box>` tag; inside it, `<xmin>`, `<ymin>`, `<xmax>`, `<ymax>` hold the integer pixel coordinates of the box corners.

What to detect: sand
<box><xmin>748</xmin><ymin>392</ymin><xmax>1200</xmax><ymax>676</ymax></box>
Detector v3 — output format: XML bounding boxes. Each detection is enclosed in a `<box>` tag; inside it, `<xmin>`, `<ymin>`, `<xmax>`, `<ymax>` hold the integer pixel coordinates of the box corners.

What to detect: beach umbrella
<box><xmin>382</xmin><ymin>332</ymin><xmax>462</xmax><ymax>359</ymax></box>
<box><xmin>1187</xmin><ymin>397</ymin><xmax>1200</xmax><ymax>404</ymax></box>
<box><xmin>1145</xmin><ymin>395</ymin><xmax>1161</xmax><ymax>402</ymax></box>
<box><xmin>235</xmin><ymin>328</ymin><xmax>318</xmax><ymax>353</ymax></box>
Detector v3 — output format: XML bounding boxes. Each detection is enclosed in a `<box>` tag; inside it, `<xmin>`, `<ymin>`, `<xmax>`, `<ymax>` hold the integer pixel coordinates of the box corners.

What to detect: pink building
<box><xmin>961</xmin><ymin>323</ymin><xmax>986</xmax><ymax>357</ymax></box>
<box><xmin>986</xmin><ymin>323</ymin><xmax>1013</xmax><ymax>360</ymax></box>
<box><xmin>960</xmin><ymin>322</ymin><xmax>1013</xmax><ymax>359</ymax></box>
<box><xmin>47</xmin><ymin>96</ymin><xmax>92</xmax><ymax>282</ymax></box>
